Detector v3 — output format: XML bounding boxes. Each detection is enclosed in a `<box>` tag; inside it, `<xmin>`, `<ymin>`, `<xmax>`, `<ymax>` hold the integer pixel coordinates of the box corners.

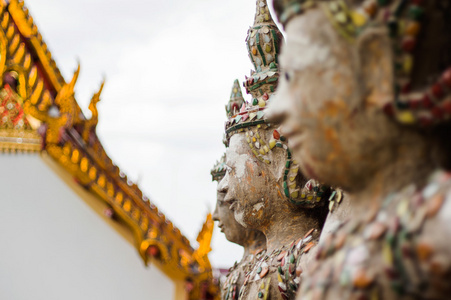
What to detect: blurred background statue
<box><xmin>270</xmin><ymin>0</ymin><xmax>451</xmax><ymax>299</ymax></box>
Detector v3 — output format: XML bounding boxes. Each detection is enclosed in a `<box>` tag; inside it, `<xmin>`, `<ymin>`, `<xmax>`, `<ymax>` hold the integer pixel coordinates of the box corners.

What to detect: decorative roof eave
<box><xmin>0</xmin><ymin>1</ymin><xmax>216</xmax><ymax>297</ymax></box>
<box><xmin>7</xmin><ymin>0</ymin><xmax>65</xmax><ymax>92</ymax></box>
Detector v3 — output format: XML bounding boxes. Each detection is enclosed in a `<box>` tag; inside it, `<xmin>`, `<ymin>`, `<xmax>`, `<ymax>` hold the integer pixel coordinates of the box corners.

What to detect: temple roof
<box><xmin>0</xmin><ymin>0</ymin><xmax>215</xmax><ymax>297</ymax></box>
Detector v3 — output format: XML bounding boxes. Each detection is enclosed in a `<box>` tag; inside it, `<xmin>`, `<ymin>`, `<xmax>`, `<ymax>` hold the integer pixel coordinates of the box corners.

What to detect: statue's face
<box><xmin>272</xmin><ymin>8</ymin><xmax>396</xmax><ymax>191</ymax></box>
<box><xmin>212</xmin><ymin>190</ymin><xmax>248</xmax><ymax>245</ymax></box>
<box><xmin>219</xmin><ymin>132</ymin><xmax>285</xmax><ymax>230</ymax></box>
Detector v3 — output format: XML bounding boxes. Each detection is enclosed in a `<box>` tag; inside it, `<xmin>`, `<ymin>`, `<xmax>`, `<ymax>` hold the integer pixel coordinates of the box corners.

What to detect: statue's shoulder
<box><xmin>392</xmin><ymin>169</ymin><xmax>451</xmax><ymax>298</ymax></box>
<box><xmin>411</xmin><ymin>170</ymin><xmax>451</xmax><ymax>235</ymax></box>
<box><xmin>423</xmin><ymin>170</ymin><xmax>451</xmax><ymax>223</ymax></box>
<box><xmin>414</xmin><ymin>169</ymin><xmax>451</xmax><ymax>267</ymax></box>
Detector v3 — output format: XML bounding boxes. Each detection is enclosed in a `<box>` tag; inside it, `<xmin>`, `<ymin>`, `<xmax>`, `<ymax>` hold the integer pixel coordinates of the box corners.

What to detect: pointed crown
<box><xmin>226</xmin><ymin>79</ymin><xmax>245</xmax><ymax>118</ymax></box>
<box><xmin>225</xmin><ymin>0</ymin><xmax>283</xmax><ymax>142</ymax></box>
<box><xmin>210</xmin><ymin>153</ymin><xmax>226</xmax><ymax>182</ymax></box>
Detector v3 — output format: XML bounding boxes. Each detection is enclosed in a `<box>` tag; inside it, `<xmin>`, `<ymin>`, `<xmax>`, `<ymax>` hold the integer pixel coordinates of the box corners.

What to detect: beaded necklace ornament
<box><xmin>239</xmin><ymin>249</ymin><xmax>268</xmax><ymax>299</ymax></box>
<box><xmin>223</xmin><ymin>253</ymin><xmax>263</xmax><ymax>300</ymax></box>
<box><xmin>238</xmin><ymin>228</ymin><xmax>319</xmax><ymax>300</ymax></box>
<box><xmin>273</xmin><ymin>0</ymin><xmax>451</xmax><ymax>127</ymax></box>
<box><xmin>322</xmin><ymin>0</ymin><xmax>451</xmax><ymax>127</ymax></box>
<box><xmin>224</xmin><ymin>268</ymin><xmax>240</xmax><ymax>300</ymax></box>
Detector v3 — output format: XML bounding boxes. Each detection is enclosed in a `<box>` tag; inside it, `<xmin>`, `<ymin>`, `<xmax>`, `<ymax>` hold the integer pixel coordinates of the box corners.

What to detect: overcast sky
<box><xmin>25</xmin><ymin>0</ymin><xmax>281</xmax><ymax>268</ymax></box>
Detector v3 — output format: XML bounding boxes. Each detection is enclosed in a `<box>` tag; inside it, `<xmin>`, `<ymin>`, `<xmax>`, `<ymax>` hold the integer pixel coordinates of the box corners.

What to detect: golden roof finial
<box><xmin>82</xmin><ymin>79</ymin><xmax>105</xmax><ymax>142</ymax></box>
<box><xmin>53</xmin><ymin>63</ymin><xmax>79</xmax><ymax>123</ymax></box>
<box><xmin>24</xmin><ymin>63</ymin><xmax>79</xmax><ymax>144</ymax></box>
<box><xmin>55</xmin><ymin>63</ymin><xmax>79</xmax><ymax>104</ymax></box>
<box><xmin>88</xmin><ymin>79</ymin><xmax>104</xmax><ymax>120</ymax></box>
<box><xmin>193</xmin><ymin>213</ymin><xmax>214</xmax><ymax>271</ymax></box>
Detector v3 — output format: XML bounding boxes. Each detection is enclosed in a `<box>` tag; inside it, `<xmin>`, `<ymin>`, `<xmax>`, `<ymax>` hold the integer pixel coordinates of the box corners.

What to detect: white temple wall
<box><xmin>0</xmin><ymin>154</ymin><xmax>175</xmax><ymax>300</ymax></box>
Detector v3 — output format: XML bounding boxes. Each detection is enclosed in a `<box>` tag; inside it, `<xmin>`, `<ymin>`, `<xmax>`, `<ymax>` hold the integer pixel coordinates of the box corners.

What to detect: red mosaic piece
<box><xmin>304</xmin><ymin>242</ymin><xmax>315</xmax><ymax>253</ymax></box>
<box><xmin>304</xmin><ymin>228</ymin><xmax>315</xmax><ymax>239</ymax></box>
<box><xmin>277</xmin><ymin>250</ymin><xmax>287</xmax><ymax>261</ymax></box>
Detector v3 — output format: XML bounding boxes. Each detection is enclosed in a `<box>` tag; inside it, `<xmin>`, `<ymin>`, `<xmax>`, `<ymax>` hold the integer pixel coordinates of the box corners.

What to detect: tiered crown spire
<box><xmin>245</xmin><ymin>0</ymin><xmax>283</xmax><ymax>81</ymax></box>
<box><xmin>243</xmin><ymin>0</ymin><xmax>283</xmax><ymax>105</ymax></box>
<box><xmin>225</xmin><ymin>0</ymin><xmax>283</xmax><ymax>138</ymax></box>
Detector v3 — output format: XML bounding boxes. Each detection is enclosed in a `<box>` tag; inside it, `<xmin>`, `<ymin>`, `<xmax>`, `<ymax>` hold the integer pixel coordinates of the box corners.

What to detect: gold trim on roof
<box><xmin>0</xmin><ymin>128</ymin><xmax>40</xmax><ymax>152</ymax></box>
<box><xmin>7</xmin><ymin>0</ymin><xmax>64</xmax><ymax>91</ymax></box>
<box><xmin>193</xmin><ymin>213</ymin><xmax>214</xmax><ymax>273</ymax></box>
<box><xmin>0</xmin><ymin>1</ymin><xmax>216</xmax><ymax>298</ymax></box>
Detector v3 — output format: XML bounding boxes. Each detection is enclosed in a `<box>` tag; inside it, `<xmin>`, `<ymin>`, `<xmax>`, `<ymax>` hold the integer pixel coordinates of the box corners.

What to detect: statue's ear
<box><xmin>356</xmin><ymin>27</ymin><xmax>395</xmax><ymax>109</ymax></box>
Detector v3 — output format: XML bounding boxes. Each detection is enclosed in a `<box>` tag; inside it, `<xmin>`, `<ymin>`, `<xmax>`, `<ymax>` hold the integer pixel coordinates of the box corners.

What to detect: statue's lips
<box><xmin>217</xmin><ymin>222</ymin><xmax>225</xmax><ymax>233</ymax></box>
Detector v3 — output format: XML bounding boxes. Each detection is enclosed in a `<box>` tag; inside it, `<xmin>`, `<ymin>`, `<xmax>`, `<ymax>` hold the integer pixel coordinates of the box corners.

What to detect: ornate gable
<box><xmin>0</xmin><ymin>1</ymin><xmax>216</xmax><ymax>298</ymax></box>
